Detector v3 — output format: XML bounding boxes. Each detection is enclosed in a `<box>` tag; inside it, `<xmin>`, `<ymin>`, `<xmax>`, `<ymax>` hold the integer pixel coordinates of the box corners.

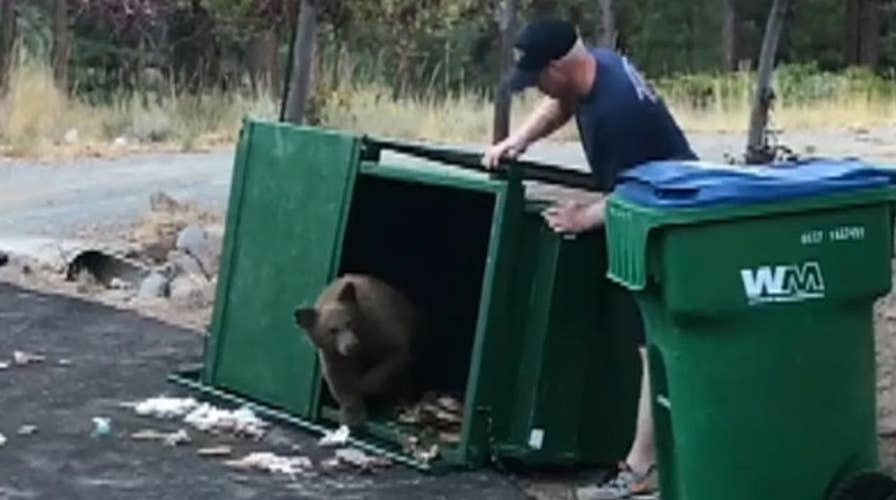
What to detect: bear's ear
<box><xmin>294</xmin><ymin>307</ymin><xmax>318</xmax><ymax>331</ymax></box>
<box><xmin>337</xmin><ymin>281</ymin><xmax>357</xmax><ymax>304</ymax></box>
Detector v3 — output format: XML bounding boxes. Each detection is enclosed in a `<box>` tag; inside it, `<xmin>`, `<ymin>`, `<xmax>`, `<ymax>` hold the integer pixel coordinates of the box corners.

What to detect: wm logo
<box><xmin>740</xmin><ymin>262</ymin><xmax>825</xmax><ymax>305</ymax></box>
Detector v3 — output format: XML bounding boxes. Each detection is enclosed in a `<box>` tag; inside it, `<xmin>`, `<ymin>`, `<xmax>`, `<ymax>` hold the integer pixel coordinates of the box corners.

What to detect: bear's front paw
<box><xmin>341</xmin><ymin>400</ymin><xmax>367</xmax><ymax>428</ymax></box>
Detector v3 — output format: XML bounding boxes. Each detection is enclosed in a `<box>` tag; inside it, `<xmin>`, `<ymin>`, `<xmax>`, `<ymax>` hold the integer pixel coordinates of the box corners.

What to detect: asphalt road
<box><xmin>0</xmin><ymin>282</ymin><xmax>529</xmax><ymax>500</ymax></box>
<box><xmin>2</xmin><ymin>128</ymin><xmax>893</xmax><ymax>239</ymax></box>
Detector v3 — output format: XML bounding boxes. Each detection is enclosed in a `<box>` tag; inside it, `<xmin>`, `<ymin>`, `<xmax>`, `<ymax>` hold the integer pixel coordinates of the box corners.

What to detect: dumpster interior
<box><xmin>331</xmin><ymin>173</ymin><xmax>497</xmax><ymax>454</ymax></box>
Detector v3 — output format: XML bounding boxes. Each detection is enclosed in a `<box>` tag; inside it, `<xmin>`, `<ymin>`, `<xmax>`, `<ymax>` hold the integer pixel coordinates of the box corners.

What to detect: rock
<box><xmin>64</xmin><ymin>129</ymin><xmax>79</xmax><ymax>144</ymax></box>
<box><xmin>176</xmin><ymin>225</ymin><xmax>207</xmax><ymax>253</ymax></box>
<box><xmin>113</xmin><ymin>136</ymin><xmax>128</xmax><ymax>147</ymax></box>
<box><xmin>150</xmin><ymin>192</ymin><xmax>183</xmax><ymax>213</ymax></box>
<box><xmin>139</xmin><ymin>272</ymin><xmax>170</xmax><ymax>298</ymax></box>
<box><xmin>169</xmin><ymin>275</ymin><xmax>212</xmax><ymax>309</ymax></box>
<box><xmin>176</xmin><ymin>225</ymin><xmax>220</xmax><ymax>278</ymax></box>
<box><xmin>167</xmin><ymin>250</ymin><xmax>205</xmax><ymax>278</ymax></box>
<box><xmin>0</xmin><ymin>251</ymin><xmax>8</xmax><ymax>267</ymax></box>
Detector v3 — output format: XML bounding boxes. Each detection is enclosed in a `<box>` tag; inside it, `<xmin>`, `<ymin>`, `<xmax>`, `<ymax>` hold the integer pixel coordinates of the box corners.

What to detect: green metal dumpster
<box><xmin>606</xmin><ymin>160</ymin><xmax>896</xmax><ymax>500</ymax></box>
<box><xmin>173</xmin><ymin>119</ymin><xmax>641</xmax><ymax>470</ymax></box>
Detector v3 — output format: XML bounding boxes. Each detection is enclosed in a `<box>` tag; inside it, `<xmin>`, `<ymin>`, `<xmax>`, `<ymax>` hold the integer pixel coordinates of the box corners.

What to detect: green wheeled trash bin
<box><xmin>606</xmin><ymin>159</ymin><xmax>896</xmax><ymax>500</ymax></box>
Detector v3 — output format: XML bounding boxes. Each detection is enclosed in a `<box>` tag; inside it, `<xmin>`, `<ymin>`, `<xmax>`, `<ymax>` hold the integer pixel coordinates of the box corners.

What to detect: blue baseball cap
<box><xmin>504</xmin><ymin>19</ymin><xmax>578</xmax><ymax>92</ymax></box>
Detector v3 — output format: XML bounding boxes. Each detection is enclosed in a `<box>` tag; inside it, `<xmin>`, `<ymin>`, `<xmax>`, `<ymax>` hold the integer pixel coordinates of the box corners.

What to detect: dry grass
<box><xmin>1</xmin><ymin>61</ymin><xmax>895</xmax><ymax>158</ymax></box>
<box><xmin>0</xmin><ymin>61</ymin><xmax>277</xmax><ymax>158</ymax></box>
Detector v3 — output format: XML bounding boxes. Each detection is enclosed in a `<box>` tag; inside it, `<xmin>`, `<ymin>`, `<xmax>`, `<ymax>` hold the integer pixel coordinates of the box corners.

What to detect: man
<box><xmin>482</xmin><ymin>19</ymin><xmax>697</xmax><ymax>500</ymax></box>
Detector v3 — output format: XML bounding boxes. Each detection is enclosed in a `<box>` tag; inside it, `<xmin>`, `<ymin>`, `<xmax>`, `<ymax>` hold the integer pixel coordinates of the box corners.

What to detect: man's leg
<box><xmin>626</xmin><ymin>347</ymin><xmax>655</xmax><ymax>475</ymax></box>
<box><xmin>577</xmin><ymin>347</ymin><xmax>657</xmax><ymax>500</ymax></box>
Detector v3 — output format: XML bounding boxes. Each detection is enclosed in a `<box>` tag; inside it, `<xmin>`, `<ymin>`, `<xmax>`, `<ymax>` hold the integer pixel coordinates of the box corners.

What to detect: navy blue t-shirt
<box><xmin>575</xmin><ymin>48</ymin><xmax>697</xmax><ymax>191</ymax></box>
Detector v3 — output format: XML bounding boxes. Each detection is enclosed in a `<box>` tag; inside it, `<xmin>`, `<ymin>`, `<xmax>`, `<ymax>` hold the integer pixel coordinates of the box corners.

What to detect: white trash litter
<box><xmin>225</xmin><ymin>452</ymin><xmax>313</xmax><ymax>478</ymax></box>
<box><xmin>183</xmin><ymin>404</ymin><xmax>267</xmax><ymax>440</ymax></box>
<box><xmin>318</xmin><ymin>425</ymin><xmax>350</xmax><ymax>447</ymax></box>
<box><xmin>134</xmin><ymin>397</ymin><xmax>199</xmax><ymax>419</ymax></box>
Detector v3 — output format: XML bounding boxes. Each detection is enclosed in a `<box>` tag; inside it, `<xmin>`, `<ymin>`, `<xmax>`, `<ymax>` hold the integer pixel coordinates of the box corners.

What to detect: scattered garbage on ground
<box><xmin>224</xmin><ymin>452</ymin><xmax>314</xmax><ymax>479</ymax></box>
<box><xmin>131</xmin><ymin>396</ymin><xmax>267</xmax><ymax>440</ymax></box>
<box><xmin>13</xmin><ymin>351</ymin><xmax>46</xmax><ymax>366</ymax></box>
<box><xmin>0</xmin><ymin>433</ymin><xmax>6</xmax><ymax>447</ymax></box>
<box><xmin>133</xmin><ymin>396</ymin><xmax>199</xmax><ymax>419</ymax></box>
<box><xmin>318</xmin><ymin>425</ymin><xmax>350</xmax><ymax>447</ymax></box>
<box><xmin>184</xmin><ymin>404</ymin><xmax>267</xmax><ymax>440</ymax></box>
<box><xmin>131</xmin><ymin>428</ymin><xmax>191</xmax><ymax>446</ymax></box>
<box><xmin>197</xmin><ymin>445</ymin><xmax>233</xmax><ymax>457</ymax></box>
<box><xmin>392</xmin><ymin>392</ymin><xmax>463</xmax><ymax>464</ymax></box>
<box><xmin>17</xmin><ymin>425</ymin><xmax>37</xmax><ymax>436</ymax></box>
<box><xmin>91</xmin><ymin>417</ymin><xmax>112</xmax><ymax>438</ymax></box>
<box><xmin>332</xmin><ymin>448</ymin><xmax>393</xmax><ymax>471</ymax></box>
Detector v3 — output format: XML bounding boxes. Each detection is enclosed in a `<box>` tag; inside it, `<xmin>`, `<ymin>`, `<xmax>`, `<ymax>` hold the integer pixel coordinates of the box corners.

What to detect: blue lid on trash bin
<box><xmin>615</xmin><ymin>159</ymin><xmax>896</xmax><ymax>208</ymax></box>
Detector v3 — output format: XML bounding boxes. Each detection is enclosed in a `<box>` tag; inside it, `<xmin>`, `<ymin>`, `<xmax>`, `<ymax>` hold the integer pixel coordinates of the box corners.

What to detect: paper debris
<box><xmin>225</xmin><ymin>452</ymin><xmax>313</xmax><ymax>478</ymax></box>
<box><xmin>318</xmin><ymin>425</ymin><xmax>350</xmax><ymax>447</ymax></box>
<box><xmin>184</xmin><ymin>404</ymin><xmax>267</xmax><ymax>440</ymax></box>
<box><xmin>437</xmin><ymin>396</ymin><xmax>463</xmax><ymax>413</ymax></box>
<box><xmin>17</xmin><ymin>425</ymin><xmax>37</xmax><ymax>436</ymax></box>
<box><xmin>334</xmin><ymin>448</ymin><xmax>393</xmax><ymax>470</ymax></box>
<box><xmin>132</xmin><ymin>397</ymin><xmax>268</xmax><ymax>440</ymax></box>
<box><xmin>134</xmin><ymin>397</ymin><xmax>199</xmax><ymax>419</ymax></box>
<box><xmin>197</xmin><ymin>446</ymin><xmax>232</xmax><ymax>457</ymax></box>
<box><xmin>131</xmin><ymin>428</ymin><xmax>190</xmax><ymax>446</ymax></box>
<box><xmin>438</xmin><ymin>431</ymin><xmax>461</xmax><ymax>444</ymax></box>
<box><xmin>13</xmin><ymin>351</ymin><xmax>46</xmax><ymax>366</ymax></box>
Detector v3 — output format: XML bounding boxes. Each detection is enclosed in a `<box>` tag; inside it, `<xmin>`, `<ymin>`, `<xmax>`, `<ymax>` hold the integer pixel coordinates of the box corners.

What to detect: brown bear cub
<box><xmin>294</xmin><ymin>274</ymin><xmax>420</xmax><ymax>428</ymax></box>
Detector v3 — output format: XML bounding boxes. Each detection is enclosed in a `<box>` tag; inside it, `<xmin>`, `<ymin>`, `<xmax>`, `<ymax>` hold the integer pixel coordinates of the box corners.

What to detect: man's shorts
<box><xmin>606</xmin><ymin>280</ymin><xmax>646</xmax><ymax>346</ymax></box>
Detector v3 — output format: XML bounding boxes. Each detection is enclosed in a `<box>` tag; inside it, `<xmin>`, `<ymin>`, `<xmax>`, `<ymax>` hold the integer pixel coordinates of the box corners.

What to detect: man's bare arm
<box><xmin>483</xmin><ymin>97</ymin><xmax>574</xmax><ymax>168</ymax></box>
<box><xmin>515</xmin><ymin>96</ymin><xmax>574</xmax><ymax>145</ymax></box>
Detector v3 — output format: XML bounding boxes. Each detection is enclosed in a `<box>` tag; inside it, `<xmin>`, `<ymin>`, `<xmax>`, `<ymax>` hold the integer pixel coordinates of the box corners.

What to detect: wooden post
<box><xmin>492</xmin><ymin>0</ymin><xmax>519</xmax><ymax>143</ymax></box>
<box><xmin>598</xmin><ymin>0</ymin><xmax>616</xmax><ymax>48</ymax></box>
<box><xmin>745</xmin><ymin>0</ymin><xmax>791</xmax><ymax>164</ymax></box>
<box><xmin>722</xmin><ymin>0</ymin><xmax>737</xmax><ymax>70</ymax></box>
<box><xmin>284</xmin><ymin>0</ymin><xmax>318</xmax><ymax>125</ymax></box>
<box><xmin>50</xmin><ymin>0</ymin><xmax>70</xmax><ymax>92</ymax></box>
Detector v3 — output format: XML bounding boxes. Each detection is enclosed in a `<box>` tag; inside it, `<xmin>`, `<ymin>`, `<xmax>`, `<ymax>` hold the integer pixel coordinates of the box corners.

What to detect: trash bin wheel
<box><xmin>828</xmin><ymin>471</ymin><xmax>896</xmax><ymax>500</ymax></box>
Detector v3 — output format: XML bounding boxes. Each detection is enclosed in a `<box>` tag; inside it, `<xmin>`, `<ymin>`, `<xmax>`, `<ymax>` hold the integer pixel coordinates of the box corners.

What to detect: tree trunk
<box><xmin>746</xmin><ymin>0</ymin><xmax>791</xmax><ymax>164</ymax></box>
<box><xmin>284</xmin><ymin>0</ymin><xmax>318</xmax><ymax>125</ymax></box>
<box><xmin>598</xmin><ymin>0</ymin><xmax>616</xmax><ymax>48</ymax></box>
<box><xmin>250</xmin><ymin>27</ymin><xmax>279</xmax><ymax>97</ymax></box>
<box><xmin>722</xmin><ymin>0</ymin><xmax>738</xmax><ymax>70</ymax></box>
<box><xmin>493</xmin><ymin>0</ymin><xmax>519</xmax><ymax>143</ymax></box>
<box><xmin>844</xmin><ymin>0</ymin><xmax>861</xmax><ymax>65</ymax></box>
<box><xmin>0</xmin><ymin>0</ymin><xmax>17</xmax><ymax>94</ymax></box>
<box><xmin>859</xmin><ymin>0</ymin><xmax>881</xmax><ymax>66</ymax></box>
<box><xmin>50</xmin><ymin>0</ymin><xmax>70</xmax><ymax>92</ymax></box>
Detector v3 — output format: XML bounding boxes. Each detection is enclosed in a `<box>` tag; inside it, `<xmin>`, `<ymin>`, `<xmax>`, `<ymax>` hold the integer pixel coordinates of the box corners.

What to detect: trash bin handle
<box><xmin>361</xmin><ymin>136</ymin><xmax>597</xmax><ymax>191</ymax></box>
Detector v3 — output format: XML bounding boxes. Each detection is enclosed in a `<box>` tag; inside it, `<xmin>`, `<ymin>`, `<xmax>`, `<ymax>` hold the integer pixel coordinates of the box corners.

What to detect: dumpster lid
<box><xmin>615</xmin><ymin>159</ymin><xmax>896</xmax><ymax>208</ymax></box>
<box><xmin>607</xmin><ymin>158</ymin><xmax>896</xmax><ymax>291</ymax></box>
